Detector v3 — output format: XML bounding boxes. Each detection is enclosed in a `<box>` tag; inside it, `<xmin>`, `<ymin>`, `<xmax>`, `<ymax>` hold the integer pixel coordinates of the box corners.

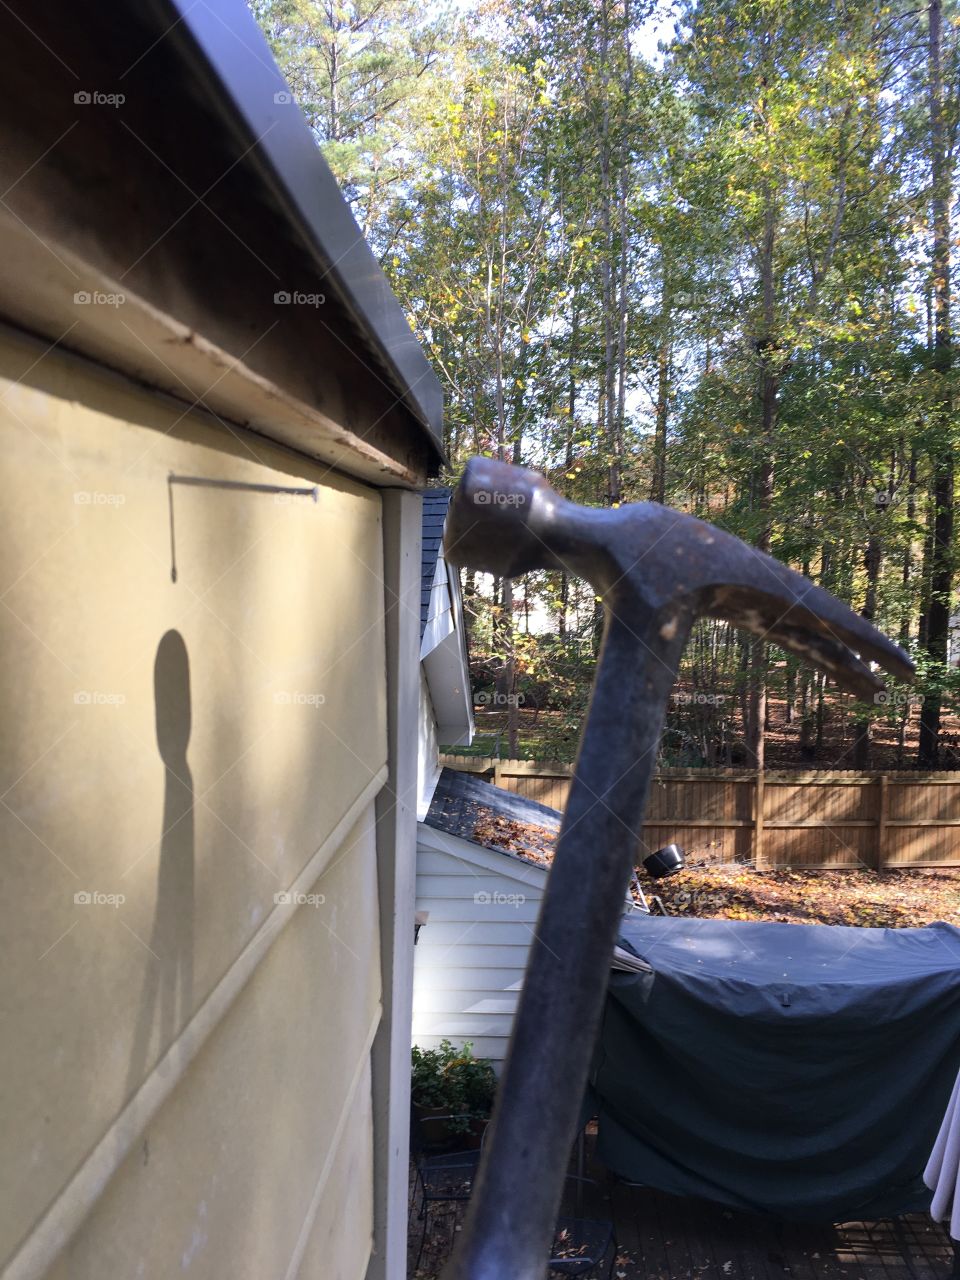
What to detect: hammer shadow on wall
<box><xmin>125</xmin><ymin>629</ymin><xmax>195</xmax><ymax>1098</ymax></box>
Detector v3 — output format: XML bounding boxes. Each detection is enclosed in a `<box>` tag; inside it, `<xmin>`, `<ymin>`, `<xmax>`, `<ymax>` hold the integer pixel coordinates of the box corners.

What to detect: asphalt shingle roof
<box><xmin>421</xmin><ymin>489</ymin><xmax>453</xmax><ymax>640</ymax></box>
<box><xmin>424</xmin><ymin>767</ymin><xmax>561</xmax><ymax>866</ymax></box>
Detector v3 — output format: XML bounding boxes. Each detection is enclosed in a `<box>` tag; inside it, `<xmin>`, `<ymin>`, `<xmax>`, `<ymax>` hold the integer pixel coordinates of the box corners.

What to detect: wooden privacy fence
<box><xmin>438</xmin><ymin>755</ymin><xmax>960</xmax><ymax>869</ymax></box>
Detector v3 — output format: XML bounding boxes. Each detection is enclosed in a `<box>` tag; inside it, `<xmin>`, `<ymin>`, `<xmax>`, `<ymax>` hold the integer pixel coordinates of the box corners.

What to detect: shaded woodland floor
<box><xmin>465</xmin><ymin>698</ymin><xmax>960</xmax><ymax>771</ymax></box>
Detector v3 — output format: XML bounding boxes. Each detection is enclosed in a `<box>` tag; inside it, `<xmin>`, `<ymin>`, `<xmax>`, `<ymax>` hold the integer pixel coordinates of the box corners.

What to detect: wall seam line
<box><xmin>1</xmin><ymin>765</ymin><xmax>387</xmax><ymax>1280</ymax></box>
<box><xmin>282</xmin><ymin>1004</ymin><xmax>383</xmax><ymax>1280</ymax></box>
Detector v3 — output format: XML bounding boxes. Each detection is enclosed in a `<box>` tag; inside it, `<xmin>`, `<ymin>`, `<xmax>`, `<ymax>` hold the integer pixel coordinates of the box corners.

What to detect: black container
<box><xmin>642</xmin><ymin>843</ymin><xmax>685</xmax><ymax>879</ymax></box>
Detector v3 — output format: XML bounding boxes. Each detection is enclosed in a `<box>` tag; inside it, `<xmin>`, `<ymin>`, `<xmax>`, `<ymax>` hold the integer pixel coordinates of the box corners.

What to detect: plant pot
<box><xmin>412</xmin><ymin>1103</ymin><xmax>454</xmax><ymax>1150</ymax></box>
<box><xmin>412</xmin><ymin>1103</ymin><xmax>485</xmax><ymax>1151</ymax></box>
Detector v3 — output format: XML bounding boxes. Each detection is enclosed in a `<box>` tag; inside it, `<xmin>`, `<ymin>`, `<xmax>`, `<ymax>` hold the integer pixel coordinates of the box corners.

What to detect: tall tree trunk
<box><xmin>619</xmin><ymin>1</ymin><xmax>634</xmax><ymax>509</ymax></box>
<box><xmin>799</xmin><ymin>669</ymin><xmax>816</xmax><ymax>760</ymax></box>
<box><xmin>746</xmin><ymin>183</ymin><xmax>778</xmax><ymax>772</ymax></box>
<box><xmin>736</xmin><ymin>633</ymin><xmax>751</xmax><ymax>756</ymax></box>
<box><xmin>815</xmin><ymin>672</ymin><xmax>826</xmax><ymax>753</ymax></box>
<box><xmin>900</xmin><ymin>443</ymin><xmax>918</xmax><ymax>646</ymax></box>
<box><xmin>919</xmin><ymin>0</ymin><xmax>954</xmax><ymax>767</ymax></box>
<box><xmin>785</xmin><ymin>659</ymin><xmax>797</xmax><ymax>725</ymax></box>
<box><xmin>559</xmin><ymin>298</ymin><xmax>579</xmax><ymax>639</ymax></box>
<box><xmin>598</xmin><ymin>0</ymin><xmax>632</xmax><ymax>510</ymax></box>
<box><xmin>490</xmin><ymin>256</ymin><xmax>520</xmax><ymax>756</ymax></box>
<box><xmin>853</xmin><ymin>531</ymin><xmax>882</xmax><ymax>768</ymax></box>
<box><xmin>598</xmin><ymin>0</ymin><xmax>619</xmax><ymax>509</ymax></box>
<box><xmin>918</xmin><ymin>498</ymin><xmax>935</xmax><ymax>648</ymax></box>
<box><xmin>651</xmin><ymin>257</ymin><xmax>671</xmax><ymax>505</ymax></box>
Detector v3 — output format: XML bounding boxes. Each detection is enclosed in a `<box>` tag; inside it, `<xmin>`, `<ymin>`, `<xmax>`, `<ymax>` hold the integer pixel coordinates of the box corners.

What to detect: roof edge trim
<box><xmin>157</xmin><ymin>0</ymin><xmax>444</xmax><ymax>459</ymax></box>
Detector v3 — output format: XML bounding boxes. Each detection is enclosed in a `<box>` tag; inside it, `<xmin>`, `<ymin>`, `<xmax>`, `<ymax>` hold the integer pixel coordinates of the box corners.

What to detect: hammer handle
<box><xmin>442</xmin><ymin>604</ymin><xmax>692</xmax><ymax>1280</ymax></box>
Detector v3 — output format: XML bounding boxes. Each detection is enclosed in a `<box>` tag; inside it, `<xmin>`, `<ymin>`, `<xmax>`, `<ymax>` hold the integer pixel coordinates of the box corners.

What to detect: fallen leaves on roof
<box><xmin>466</xmin><ymin>802</ymin><xmax>556</xmax><ymax>866</ymax></box>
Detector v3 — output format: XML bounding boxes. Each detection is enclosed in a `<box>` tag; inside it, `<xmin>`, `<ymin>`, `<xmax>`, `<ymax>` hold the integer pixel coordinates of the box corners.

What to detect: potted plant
<box><xmin>411</xmin><ymin>1040</ymin><xmax>497</xmax><ymax>1148</ymax></box>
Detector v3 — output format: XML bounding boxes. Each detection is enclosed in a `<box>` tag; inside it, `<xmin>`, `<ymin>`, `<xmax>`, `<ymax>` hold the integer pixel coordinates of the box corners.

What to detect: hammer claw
<box><xmin>706</xmin><ymin>581</ymin><xmax>913</xmax><ymax>699</ymax></box>
<box><xmin>446</xmin><ymin>457</ymin><xmax>914</xmax><ymax>698</ymax></box>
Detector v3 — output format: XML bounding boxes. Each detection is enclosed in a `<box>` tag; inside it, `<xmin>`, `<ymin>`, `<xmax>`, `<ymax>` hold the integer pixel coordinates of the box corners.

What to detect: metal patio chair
<box><xmin>410</xmin><ymin>1113</ymin><xmax>488</xmax><ymax>1270</ymax></box>
<box><xmin>548</xmin><ymin>1173</ymin><xmax>617</xmax><ymax>1278</ymax></box>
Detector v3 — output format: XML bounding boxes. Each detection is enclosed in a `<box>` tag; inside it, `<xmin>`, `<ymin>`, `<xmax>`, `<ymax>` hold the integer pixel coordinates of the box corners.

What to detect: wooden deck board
<box><xmin>407</xmin><ymin>1139</ymin><xmax>957</xmax><ymax>1279</ymax></box>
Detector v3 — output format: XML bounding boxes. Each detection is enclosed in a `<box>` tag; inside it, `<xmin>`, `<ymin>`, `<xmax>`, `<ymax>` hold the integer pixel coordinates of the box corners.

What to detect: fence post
<box><xmin>493</xmin><ymin>757</ymin><xmax>503</xmax><ymax>789</ymax></box>
<box><xmin>876</xmin><ymin>773</ymin><xmax>888</xmax><ymax>870</ymax></box>
<box><xmin>754</xmin><ymin>770</ymin><xmax>765</xmax><ymax>868</ymax></box>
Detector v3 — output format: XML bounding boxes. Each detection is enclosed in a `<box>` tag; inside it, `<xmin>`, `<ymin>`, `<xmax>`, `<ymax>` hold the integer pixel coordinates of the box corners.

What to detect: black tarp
<box><xmin>591</xmin><ymin>916</ymin><xmax>960</xmax><ymax>1221</ymax></box>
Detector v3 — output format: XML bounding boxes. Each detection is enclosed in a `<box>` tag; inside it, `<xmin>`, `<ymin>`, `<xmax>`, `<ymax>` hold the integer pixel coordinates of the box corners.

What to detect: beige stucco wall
<box><xmin>0</xmin><ymin>325</ymin><xmax>389</xmax><ymax>1279</ymax></box>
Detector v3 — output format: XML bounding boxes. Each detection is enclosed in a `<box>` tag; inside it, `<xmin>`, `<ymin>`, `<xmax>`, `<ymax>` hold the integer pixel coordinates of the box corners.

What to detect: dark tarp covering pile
<box><xmin>591</xmin><ymin>916</ymin><xmax>960</xmax><ymax>1221</ymax></box>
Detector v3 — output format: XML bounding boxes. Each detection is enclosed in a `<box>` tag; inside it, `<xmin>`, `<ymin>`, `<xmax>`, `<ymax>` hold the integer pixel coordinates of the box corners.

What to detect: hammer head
<box><xmin>444</xmin><ymin>457</ymin><xmax>913</xmax><ymax>701</ymax></box>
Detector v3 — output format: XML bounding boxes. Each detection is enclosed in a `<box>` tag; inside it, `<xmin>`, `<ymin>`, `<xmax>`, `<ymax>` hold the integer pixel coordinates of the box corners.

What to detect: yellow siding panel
<box><xmin>38</xmin><ymin>808</ymin><xmax>381</xmax><ymax>1280</ymax></box>
<box><xmin>294</xmin><ymin>1061</ymin><xmax>375</xmax><ymax>1280</ymax></box>
<box><xmin>0</xmin><ymin>331</ymin><xmax>387</xmax><ymax>1270</ymax></box>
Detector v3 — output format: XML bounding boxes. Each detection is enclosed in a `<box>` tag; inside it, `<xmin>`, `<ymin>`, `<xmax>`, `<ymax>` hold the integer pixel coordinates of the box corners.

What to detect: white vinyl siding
<box><xmin>412</xmin><ymin>826</ymin><xmax>548</xmax><ymax>1068</ymax></box>
<box><xmin>417</xmin><ymin>670</ymin><xmax>442</xmax><ymax>820</ymax></box>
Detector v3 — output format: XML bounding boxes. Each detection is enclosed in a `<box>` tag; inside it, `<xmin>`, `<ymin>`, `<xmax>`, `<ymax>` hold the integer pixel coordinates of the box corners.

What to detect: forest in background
<box><xmin>251</xmin><ymin>0</ymin><xmax>960</xmax><ymax>769</ymax></box>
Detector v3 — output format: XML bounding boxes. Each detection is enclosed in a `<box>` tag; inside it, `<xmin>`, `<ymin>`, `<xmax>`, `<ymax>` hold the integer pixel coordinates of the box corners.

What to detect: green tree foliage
<box><xmin>251</xmin><ymin>0</ymin><xmax>960</xmax><ymax>768</ymax></box>
<box><xmin>250</xmin><ymin>0</ymin><xmax>446</xmax><ymax>233</ymax></box>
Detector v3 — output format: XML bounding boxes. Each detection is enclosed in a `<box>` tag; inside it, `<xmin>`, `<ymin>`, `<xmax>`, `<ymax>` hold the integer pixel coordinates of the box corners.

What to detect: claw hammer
<box><xmin>439</xmin><ymin>458</ymin><xmax>913</xmax><ymax>1280</ymax></box>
